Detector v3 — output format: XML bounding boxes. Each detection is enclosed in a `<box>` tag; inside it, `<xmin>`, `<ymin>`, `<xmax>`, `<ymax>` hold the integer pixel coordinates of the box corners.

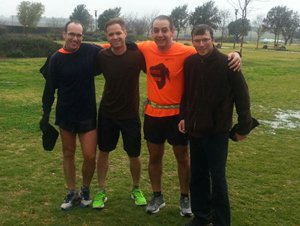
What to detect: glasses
<box><xmin>67</xmin><ymin>32</ymin><xmax>83</xmax><ymax>39</ymax></box>
<box><xmin>193</xmin><ymin>38</ymin><xmax>211</xmax><ymax>44</ymax></box>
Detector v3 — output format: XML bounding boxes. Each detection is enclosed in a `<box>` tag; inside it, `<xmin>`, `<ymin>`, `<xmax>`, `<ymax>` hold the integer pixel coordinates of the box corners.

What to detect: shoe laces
<box><xmin>64</xmin><ymin>191</ymin><xmax>77</xmax><ymax>202</ymax></box>
<box><xmin>150</xmin><ymin>195</ymin><xmax>162</xmax><ymax>206</ymax></box>
<box><xmin>95</xmin><ymin>192</ymin><xmax>106</xmax><ymax>201</ymax></box>
<box><xmin>80</xmin><ymin>187</ymin><xmax>90</xmax><ymax>200</ymax></box>
<box><xmin>180</xmin><ymin>196</ymin><xmax>190</xmax><ymax>208</ymax></box>
<box><xmin>132</xmin><ymin>189</ymin><xmax>144</xmax><ymax>198</ymax></box>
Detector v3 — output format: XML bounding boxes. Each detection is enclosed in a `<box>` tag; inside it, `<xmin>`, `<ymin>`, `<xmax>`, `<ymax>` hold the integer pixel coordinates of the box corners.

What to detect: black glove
<box><xmin>42</xmin><ymin>123</ymin><xmax>59</xmax><ymax>151</ymax></box>
<box><xmin>39</xmin><ymin>114</ymin><xmax>49</xmax><ymax>132</ymax></box>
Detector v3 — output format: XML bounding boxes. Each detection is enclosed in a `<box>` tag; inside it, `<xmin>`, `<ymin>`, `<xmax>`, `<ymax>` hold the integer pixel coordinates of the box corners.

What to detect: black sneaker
<box><xmin>79</xmin><ymin>186</ymin><xmax>92</xmax><ymax>207</ymax></box>
<box><xmin>60</xmin><ymin>191</ymin><xmax>81</xmax><ymax>210</ymax></box>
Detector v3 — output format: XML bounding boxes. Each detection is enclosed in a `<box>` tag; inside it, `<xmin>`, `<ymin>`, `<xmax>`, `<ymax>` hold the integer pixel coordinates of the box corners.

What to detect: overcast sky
<box><xmin>1</xmin><ymin>0</ymin><xmax>299</xmax><ymax>20</ymax></box>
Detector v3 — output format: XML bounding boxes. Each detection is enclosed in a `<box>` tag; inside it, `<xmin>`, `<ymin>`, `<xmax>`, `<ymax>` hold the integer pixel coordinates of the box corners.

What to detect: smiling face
<box><xmin>151</xmin><ymin>19</ymin><xmax>175</xmax><ymax>52</ymax></box>
<box><xmin>63</xmin><ymin>22</ymin><xmax>83</xmax><ymax>52</ymax></box>
<box><xmin>106</xmin><ymin>23</ymin><xmax>127</xmax><ymax>51</ymax></box>
<box><xmin>192</xmin><ymin>30</ymin><xmax>214</xmax><ymax>56</ymax></box>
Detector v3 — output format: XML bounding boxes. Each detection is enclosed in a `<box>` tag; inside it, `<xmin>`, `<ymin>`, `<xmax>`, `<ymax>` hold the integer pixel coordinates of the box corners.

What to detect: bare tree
<box><xmin>123</xmin><ymin>13</ymin><xmax>148</xmax><ymax>36</ymax></box>
<box><xmin>143</xmin><ymin>11</ymin><xmax>159</xmax><ymax>38</ymax></box>
<box><xmin>218</xmin><ymin>9</ymin><xmax>231</xmax><ymax>48</ymax></box>
<box><xmin>252</xmin><ymin>15</ymin><xmax>265</xmax><ymax>49</ymax></box>
<box><xmin>123</xmin><ymin>13</ymin><xmax>138</xmax><ymax>33</ymax></box>
<box><xmin>227</xmin><ymin>0</ymin><xmax>261</xmax><ymax>54</ymax></box>
<box><xmin>133</xmin><ymin>18</ymin><xmax>148</xmax><ymax>35</ymax></box>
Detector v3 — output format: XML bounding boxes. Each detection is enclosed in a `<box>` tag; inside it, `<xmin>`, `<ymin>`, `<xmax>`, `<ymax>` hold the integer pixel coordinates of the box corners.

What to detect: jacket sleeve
<box><xmin>93</xmin><ymin>44</ymin><xmax>103</xmax><ymax>76</ymax></box>
<box><xmin>95</xmin><ymin>49</ymin><xmax>104</xmax><ymax>75</ymax></box>
<box><xmin>179</xmin><ymin>60</ymin><xmax>189</xmax><ymax>120</ymax></box>
<box><xmin>42</xmin><ymin>56</ymin><xmax>57</xmax><ymax>117</ymax></box>
<box><xmin>229</xmin><ymin>70</ymin><xmax>252</xmax><ymax>135</ymax></box>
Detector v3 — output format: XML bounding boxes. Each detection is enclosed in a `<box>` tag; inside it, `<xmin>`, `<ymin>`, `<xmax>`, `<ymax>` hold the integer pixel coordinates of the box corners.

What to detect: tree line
<box><xmin>14</xmin><ymin>1</ymin><xmax>300</xmax><ymax>50</ymax></box>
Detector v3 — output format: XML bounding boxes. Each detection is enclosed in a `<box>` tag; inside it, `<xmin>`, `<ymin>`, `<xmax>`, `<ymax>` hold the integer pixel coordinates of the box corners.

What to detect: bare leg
<box><xmin>78</xmin><ymin>129</ymin><xmax>97</xmax><ymax>187</ymax></box>
<box><xmin>129</xmin><ymin>156</ymin><xmax>142</xmax><ymax>187</ymax></box>
<box><xmin>96</xmin><ymin>150</ymin><xmax>109</xmax><ymax>189</ymax></box>
<box><xmin>60</xmin><ymin>128</ymin><xmax>77</xmax><ymax>190</ymax></box>
<box><xmin>147</xmin><ymin>142</ymin><xmax>164</xmax><ymax>192</ymax></box>
<box><xmin>173</xmin><ymin>145</ymin><xmax>190</xmax><ymax>194</ymax></box>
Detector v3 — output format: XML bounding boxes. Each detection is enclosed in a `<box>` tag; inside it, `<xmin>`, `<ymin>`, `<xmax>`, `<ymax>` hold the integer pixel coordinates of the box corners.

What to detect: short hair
<box><xmin>64</xmin><ymin>20</ymin><xmax>84</xmax><ymax>32</ymax></box>
<box><xmin>105</xmin><ymin>17</ymin><xmax>126</xmax><ymax>32</ymax></box>
<box><xmin>191</xmin><ymin>24</ymin><xmax>214</xmax><ymax>40</ymax></box>
<box><xmin>151</xmin><ymin>15</ymin><xmax>174</xmax><ymax>30</ymax></box>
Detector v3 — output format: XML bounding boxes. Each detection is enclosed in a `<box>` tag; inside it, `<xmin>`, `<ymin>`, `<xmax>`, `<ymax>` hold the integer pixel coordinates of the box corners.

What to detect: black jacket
<box><xmin>42</xmin><ymin>43</ymin><xmax>101</xmax><ymax>124</ymax></box>
<box><xmin>180</xmin><ymin>47</ymin><xmax>252</xmax><ymax>137</ymax></box>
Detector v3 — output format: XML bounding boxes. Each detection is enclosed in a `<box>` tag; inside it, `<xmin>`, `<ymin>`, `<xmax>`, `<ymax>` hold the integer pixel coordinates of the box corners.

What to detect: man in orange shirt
<box><xmin>138</xmin><ymin>15</ymin><xmax>241</xmax><ymax>216</ymax></box>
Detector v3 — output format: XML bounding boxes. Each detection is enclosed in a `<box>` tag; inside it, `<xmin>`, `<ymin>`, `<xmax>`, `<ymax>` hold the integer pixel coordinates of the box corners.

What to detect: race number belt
<box><xmin>145</xmin><ymin>99</ymin><xmax>180</xmax><ymax>109</ymax></box>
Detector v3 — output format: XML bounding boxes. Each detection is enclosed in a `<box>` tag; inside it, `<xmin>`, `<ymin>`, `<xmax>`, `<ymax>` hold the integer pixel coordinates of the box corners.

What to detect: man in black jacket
<box><xmin>40</xmin><ymin>21</ymin><xmax>101</xmax><ymax>210</ymax></box>
<box><xmin>179</xmin><ymin>24</ymin><xmax>253</xmax><ymax>226</ymax></box>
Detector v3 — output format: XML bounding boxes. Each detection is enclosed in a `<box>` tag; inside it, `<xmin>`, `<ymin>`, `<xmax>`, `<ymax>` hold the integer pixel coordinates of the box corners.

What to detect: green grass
<box><xmin>0</xmin><ymin>44</ymin><xmax>300</xmax><ymax>226</ymax></box>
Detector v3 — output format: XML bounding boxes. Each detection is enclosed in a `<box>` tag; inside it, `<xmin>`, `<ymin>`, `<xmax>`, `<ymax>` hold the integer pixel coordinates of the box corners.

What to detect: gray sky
<box><xmin>1</xmin><ymin>0</ymin><xmax>300</xmax><ymax>20</ymax></box>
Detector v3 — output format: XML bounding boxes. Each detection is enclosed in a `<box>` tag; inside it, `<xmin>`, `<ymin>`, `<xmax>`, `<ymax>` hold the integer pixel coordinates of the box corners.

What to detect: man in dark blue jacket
<box><xmin>40</xmin><ymin>21</ymin><xmax>101</xmax><ymax>210</ymax></box>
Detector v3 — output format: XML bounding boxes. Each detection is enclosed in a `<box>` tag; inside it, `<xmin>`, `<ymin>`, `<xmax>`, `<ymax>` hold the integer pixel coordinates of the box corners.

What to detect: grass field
<box><xmin>0</xmin><ymin>44</ymin><xmax>300</xmax><ymax>226</ymax></box>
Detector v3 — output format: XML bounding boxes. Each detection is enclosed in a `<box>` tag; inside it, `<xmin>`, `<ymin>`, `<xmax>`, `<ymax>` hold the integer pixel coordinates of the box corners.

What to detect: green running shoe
<box><xmin>92</xmin><ymin>191</ymin><xmax>107</xmax><ymax>209</ymax></box>
<box><xmin>131</xmin><ymin>188</ymin><xmax>147</xmax><ymax>206</ymax></box>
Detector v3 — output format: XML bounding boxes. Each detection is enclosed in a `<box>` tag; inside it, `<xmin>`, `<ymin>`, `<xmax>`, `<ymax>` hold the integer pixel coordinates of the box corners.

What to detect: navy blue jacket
<box><xmin>42</xmin><ymin>43</ymin><xmax>101</xmax><ymax>124</ymax></box>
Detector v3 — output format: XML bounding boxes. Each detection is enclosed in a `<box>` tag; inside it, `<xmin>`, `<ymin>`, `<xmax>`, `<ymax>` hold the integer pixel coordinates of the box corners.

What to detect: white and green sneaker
<box><xmin>92</xmin><ymin>191</ymin><xmax>107</xmax><ymax>209</ymax></box>
<box><xmin>131</xmin><ymin>188</ymin><xmax>147</xmax><ymax>206</ymax></box>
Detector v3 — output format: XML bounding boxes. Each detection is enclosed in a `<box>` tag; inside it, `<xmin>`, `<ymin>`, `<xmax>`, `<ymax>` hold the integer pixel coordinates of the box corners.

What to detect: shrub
<box><xmin>0</xmin><ymin>34</ymin><xmax>61</xmax><ymax>58</ymax></box>
<box><xmin>0</xmin><ymin>25</ymin><xmax>7</xmax><ymax>35</ymax></box>
<box><xmin>84</xmin><ymin>31</ymin><xmax>102</xmax><ymax>42</ymax></box>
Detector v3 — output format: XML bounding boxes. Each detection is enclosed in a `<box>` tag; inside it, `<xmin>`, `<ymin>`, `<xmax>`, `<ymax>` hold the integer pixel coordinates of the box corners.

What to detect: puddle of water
<box><xmin>261</xmin><ymin>109</ymin><xmax>300</xmax><ymax>130</ymax></box>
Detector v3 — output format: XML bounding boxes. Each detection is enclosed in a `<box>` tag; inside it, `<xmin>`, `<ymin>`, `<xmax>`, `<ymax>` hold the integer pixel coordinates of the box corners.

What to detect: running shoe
<box><xmin>145</xmin><ymin>194</ymin><xmax>165</xmax><ymax>214</ymax></box>
<box><xmin>92</xmin><ymin>191</ymin><xmax>107</xmax><ymax>209</ymax></box>
<box><xmin>60</xmin><ymin>191</ymin><xmax>80</xmax><ymax>210</ymax></box>
<box><xmin>131</xmin><ymin>188</ymin><xmax>147</xmax><ymax>206</ymax></box>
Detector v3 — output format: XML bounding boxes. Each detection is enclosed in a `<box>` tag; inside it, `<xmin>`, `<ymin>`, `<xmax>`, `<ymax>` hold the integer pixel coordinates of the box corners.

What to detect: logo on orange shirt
<box><xmin>149</xmin><ymin>63</ymin><xmax>170</xmax><ymax>89</ymax></box>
